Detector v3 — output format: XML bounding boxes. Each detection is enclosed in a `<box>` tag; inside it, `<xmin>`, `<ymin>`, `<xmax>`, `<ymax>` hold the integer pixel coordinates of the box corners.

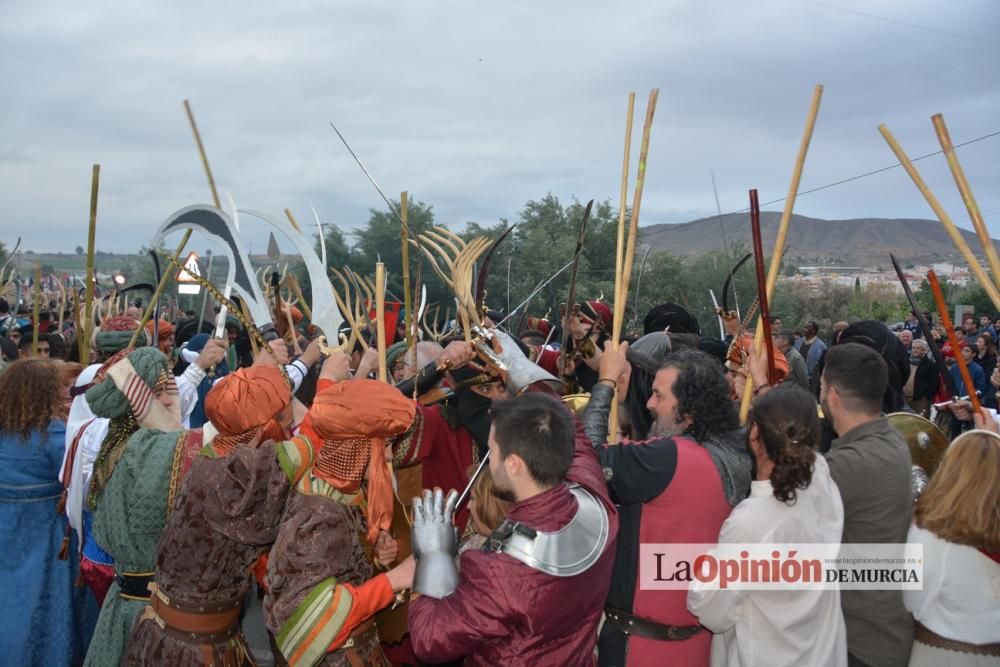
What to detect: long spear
<box><xmin>610</xmin><ymin>89</ymin><xmax>658</xmax><ymax>443</ymax></box>
<box><xmin>558</xmin><ymin>199</ymin><xmax>593</xmax><ymax>390</ymax></box>
<box><xmin>31</xmin><ymin>263</ymin><xmax>41</xmax><ymax>356</ymax></box>
<box><xmin>928</xmin><ymin>270</ymin><xmax>981</xmax><ymax>413</ymax></box>
<box><xmin>749</xmin><ymin>189</ymin><xmax>777</xmax><ymax>384</ymax></box>
<box><xmin>401</xmin><ymin>192</ymin><xmax>413</xmax><ymax>349</ymax></box>
<box><xmin>931</xmin><ymin>114</ymin><xmax>1000</xmax><ymax>292</ymax></box>
<box><xmin>130</xmin><ymin>100</ymin><xmax>221</xmax><ymax>348</ymax></box>
<box><xmin>83</xmin><ymin>165</ymin><xmax>99</xmax><ymax>356</ymax></box>
<box><xmin>740</xmin><ymin>84</ymin><xmax>823</xmax><ymax>422</ymax></box>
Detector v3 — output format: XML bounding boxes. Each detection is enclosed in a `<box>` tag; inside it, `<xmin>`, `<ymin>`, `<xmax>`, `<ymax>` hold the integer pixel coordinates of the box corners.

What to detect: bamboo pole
<box><xmin>931</xmin><ymin>114</ymin><xmax>1000</xmax><ymax>292</ymax></box>
<box><xmin>609</xmin><ymin>90</ymin><xmax>655</xmax><ymax>443</ymax></box>
<box><xmin>31</xmin><ymin>263</ymin><xmax>41</xmax><ymax>356</ymax></box>
<box><xmin>83</xmin><ymin>164</ymin><xmax>99</xmax><ymax>355</ymax></box>
<box><xmin>878</xmin><ymin>123</ymin><xmax>1000</xmax><ymax>311</ymax></box>
<box><xmin>375</xmin><ymin>262</ymin><xmax>388</xmax><ymax>383</ymax></box>
<box><xmin>740</xmin><ymin>84</ymin><xmax>824</xmax><ymax>423</ymax></box>
<box><xmin>130</xmin><ymin>100</ymin><xmax>221</xmax><ymax>348</ymax></box>
<box><xmin>607</xmin><ymin>94</ymin><xmax>635</xmax><ymax>441</ymax></box>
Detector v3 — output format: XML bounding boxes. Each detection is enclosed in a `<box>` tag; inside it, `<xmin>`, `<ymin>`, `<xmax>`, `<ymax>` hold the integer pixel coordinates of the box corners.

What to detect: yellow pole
<box><xmin>878</xmin><ymin>123</ymin><xmax>1000</xmax><ymax>311</ymax></box>
<box><xmin>375</xmin><ymin>262</ymin><xmax>388</xmax><ymax>383</ymax></box>
<box><xmin>401</xmin><ymin>192</ymin><xmax>412</xmax><ymax>349</ymax></box>
<box><xmin>931</xmin><ymin>113</ymin><xmax>1000</xmax><ymax>292</ymax></box>
<box><xmin>130</xmin><ymin>100</ymin><xmax>221</xmax><ymax>348</ymax></box>
<box><xmin>83</xmin><ymin>164</ymin><xmax>99</xmax><ymax>354</ymax></box>
<box><xmin>740</xmin><ymin>84</ymin><xmax>824</xmax><ymax>422</ymax></box>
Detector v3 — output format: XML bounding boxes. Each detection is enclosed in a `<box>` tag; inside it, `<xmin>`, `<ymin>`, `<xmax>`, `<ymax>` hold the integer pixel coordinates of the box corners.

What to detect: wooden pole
<box><xmin>130</xmin><ymin>100</ymin><xmax>221</xmax><ymax>348</ymax></box>
<box><xmin>878</xmin><ymin>123</ymin><xmax>1000</xmax><ymax>311</ymax></box>
<box><xmin>931</xmin><ymin>114</ymin><xmax>1000</xmax><ymax>292</ymax></box>
<box><xmin>375</xmin><ymin>262</ymin><xmax>388</xmax><ymax>383</ymax></box>
<box><xmin>610</xmin><ymin>90</ymin><xmax>656</xmax><ymax>443</ymax></box>
<box><xmin>607</xmin><ymin>93</ymin><xmax>635</xmax><ymax>441</ymax></box>
<box><xmin>73</xmin><ymin>288</ymin><xmax>85</xmax><ymax>361</ymax></box>
<box><xmin>31</xmin><ymin>263</ymin><xmax>41</xmax><ymax>356</ymax></box>
<box><xmin>83</xmin><ymin>164</ymin><xmax>99</xmax><ymax>355</ymax></box>
<box><xmin>740</xmin><ymin>84</ymin><xmax>823</xmax><ymax>422</ymax></box>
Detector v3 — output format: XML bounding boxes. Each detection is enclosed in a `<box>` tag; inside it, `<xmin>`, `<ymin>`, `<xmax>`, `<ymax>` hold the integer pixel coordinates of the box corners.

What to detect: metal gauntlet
<box><xmin>411</xmin><ymin>488</ymin><xmax>460</xmax><ymax>599</ymax></box>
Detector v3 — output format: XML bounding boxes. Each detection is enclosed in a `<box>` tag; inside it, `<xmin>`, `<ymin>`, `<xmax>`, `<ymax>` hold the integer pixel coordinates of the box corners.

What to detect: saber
<box><xmin>455</xmin><ymin>450</ymin><xmax>490</xmax><ymax>511</ymax></box>
<box><xmin>148</xmin><ymin>249</ymin><xmax>162</xmax><ymax>348</ymax></box>
<box><xmin>709</xmin><ymin>289</ymin><xmax>724</xmax><ymax>338</ymax></box>
<box><xmin>495</xmin><ymin>259</ymin><xmax>575</xmax><ymax>329</ymax></box>
<box><xmin>928</xmin><ymin>269</ymin><xmax>981</xmax><ymax>412</ymax></box>
<box><xmin>890</xmin><ymin>253</ymin><xmax>957</xmax><ymax>397</ymax></box>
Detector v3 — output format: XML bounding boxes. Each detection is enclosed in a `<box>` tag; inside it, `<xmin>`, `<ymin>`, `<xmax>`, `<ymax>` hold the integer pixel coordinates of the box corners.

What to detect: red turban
<box><xmin>305</xmin><ymin>379</ymin><xmax>415</xmax><ymax>544</ymax></box>
<box><xmin>205</xmin><ymin>366</ymin><xmax>291</xmax><ymax>453</ymax></box>
<box><xmin>145</xmin><ymin>318</ymin><xmax>175</xmax><ymax>339</ymax></box>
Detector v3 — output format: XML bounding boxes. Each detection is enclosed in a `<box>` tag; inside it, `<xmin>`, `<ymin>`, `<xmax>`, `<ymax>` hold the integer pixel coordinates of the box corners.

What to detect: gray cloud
<box><xmin>0</xmin><ymin>0</ymin><xmax>997</xmax><ymax>257</ymax></box>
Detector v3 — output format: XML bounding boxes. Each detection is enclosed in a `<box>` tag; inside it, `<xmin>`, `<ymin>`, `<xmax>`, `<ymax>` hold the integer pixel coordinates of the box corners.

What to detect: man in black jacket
<box><xmin>904</xmin><ymin>338</ymin><xmax>938</xmax><ymax>417</ymax></box>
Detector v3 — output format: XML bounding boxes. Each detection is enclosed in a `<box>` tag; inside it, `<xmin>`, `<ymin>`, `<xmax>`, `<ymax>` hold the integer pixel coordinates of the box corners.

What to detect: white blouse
<box><xmin>903</xmin><ymin>524</ymin><xmax>1000</xmax><ymax>645</ymax></box>
<box><xmin>688</xmin><ymin>455</ymin><xmax>847</xmax><ymax>667</ymax></box>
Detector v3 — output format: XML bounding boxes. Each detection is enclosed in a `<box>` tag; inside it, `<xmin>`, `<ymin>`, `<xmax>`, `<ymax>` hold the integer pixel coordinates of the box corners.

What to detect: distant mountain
<box><xmin>640</xmin><ymin>212</ymin><xmax>999</xmax><ymax>267</ymax></box>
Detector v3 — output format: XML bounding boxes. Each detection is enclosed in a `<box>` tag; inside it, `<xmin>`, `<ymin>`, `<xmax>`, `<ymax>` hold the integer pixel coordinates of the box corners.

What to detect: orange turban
<box><xmin>305</xmin><ymin>379</ymin><xmax>415</xmax><ymax>544</ymax></box>
<box><xmin>205</xmin><ymin>366</ymin><xmax>291</xmax><ymax>453</ymax></box>
<box><xmin>145</xmin><ymin>319</ymin><xmax>175</xmax><ymax>339</ymax></box>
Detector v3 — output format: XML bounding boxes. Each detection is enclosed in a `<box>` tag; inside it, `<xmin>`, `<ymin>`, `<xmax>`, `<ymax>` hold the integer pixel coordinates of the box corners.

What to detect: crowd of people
<box><xmin>0</xmin><ymin>284</ymin><xmax>998</xmax><ymax>667</ymax></box>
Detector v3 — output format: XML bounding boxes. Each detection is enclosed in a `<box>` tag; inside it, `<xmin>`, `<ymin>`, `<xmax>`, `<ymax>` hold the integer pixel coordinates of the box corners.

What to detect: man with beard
<box><xmin>821</xmin><ymin>343</ymin><xmax>913</xmax><ymax>667</ymax></box>
<box><xmin>586</xmin><ymin>345</ymin><xmax>751</xmax><ymax>667</ymax></box>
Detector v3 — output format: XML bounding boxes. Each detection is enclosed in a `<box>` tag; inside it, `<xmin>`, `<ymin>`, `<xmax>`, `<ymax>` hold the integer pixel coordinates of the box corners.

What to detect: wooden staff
<box><xmin>375</xmin><ymin>262</ymin><xmax>388</xmax><ymax>382</ymax></box>
<box><xmin>31</xmin><ymin>263</ymin><xmax>41</xmax><ymax>355</ymax></box>
<box><xmin>740</xmin><ymin>84</ymin><xmax>823</xmax><ymax>422</ymax></box>
<box><xmin>131</xmin><ymin>100</ymin><xmax>221</xmax><ymax>347</ymax></box>
<box><xmin>609</xmin><ymin>90</ymin><xmax>655</xmax><ymax>443</ymax></box>
<box><xmin>83</xmin><ymin>164</ymin><xmax>99</xmax><ymax>354</ymax></box>
<box><xmin>73</xmin><ymin>288</ymin><xmax>85</xmax><ymax>361</ymax></box>
<box><xmin>932</xmin><ymin>114</ymin><xmax>1000</xmax><ymax>292</ymax></box>
<box><xmin>928</xmin><ymin>270</ymin><xmax>981</xmax><ymax>413</ymax></box>
<box><xmin>878</xmin><ymin>123</ymin><xmax>1000</xmax><ymax>311</ymax></box>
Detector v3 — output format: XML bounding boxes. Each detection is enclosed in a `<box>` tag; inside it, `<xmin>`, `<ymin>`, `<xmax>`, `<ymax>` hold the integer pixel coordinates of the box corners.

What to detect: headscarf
<box><xmin>93</xmin><ymin>315</ymin><xmax>146</xmax><ymax>357</ymax></box>
<box><xmin>204</xmin><ymin>365</ymin><xmax>290</xmax><ymax>455</ymax></box>
<box><xmin>833</xmin><ymin>320</ymin><xmax>910</xmax><ymax>413</ymax></box>
<box><xmin>643</xmin><ymin>302</ymin><xmax>701</xmax><ymax>335</ymax></box>
<box><xmin>85</xmin><ymin>347</ymin><xmax>178</xmax><ymax>427</ymax></box>
<box><xmin>307</xmin><ymin>379</ymin><xmax>415</xmax><ymax>544</ymax></box>
<box><xmin>624</xmin><ymin>332</ymin><xmax>672</xmax><ymax>440</ymax></box>
<box><xmin>85</xmin><ymin>347</ymin><xmax>181</xmax><ymax>508</ymax></box>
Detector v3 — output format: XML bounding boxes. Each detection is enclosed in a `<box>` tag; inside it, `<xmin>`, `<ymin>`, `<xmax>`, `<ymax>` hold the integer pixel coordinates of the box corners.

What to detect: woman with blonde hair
<box><xmin>904</xmin><ymin>429</ymin><xmax>1000</xmax><ymax>665</ymax></box>
<box><xmin>460</xmin><ymin>465</ymin><xmax>511</xmax><ymax>554</ymax></box>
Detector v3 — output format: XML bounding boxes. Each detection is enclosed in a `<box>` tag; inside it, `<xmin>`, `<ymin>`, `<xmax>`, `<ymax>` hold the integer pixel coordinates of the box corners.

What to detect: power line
<box><xmin>752</xmin><ymin>129</ymin><xmax>1000</xmax><ymax>210</ymax></box>
<box><xmin>796</xmin><ymin>0</ymin><xmax>1000</xmax><ymax>48</ymax></box>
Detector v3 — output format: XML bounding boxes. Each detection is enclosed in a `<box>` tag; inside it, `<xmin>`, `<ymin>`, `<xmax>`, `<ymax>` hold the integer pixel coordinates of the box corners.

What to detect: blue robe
<box><xmin>0</xmin><ymin>420</ymin><xmax>91</xmax><ymax>666</ymax></box>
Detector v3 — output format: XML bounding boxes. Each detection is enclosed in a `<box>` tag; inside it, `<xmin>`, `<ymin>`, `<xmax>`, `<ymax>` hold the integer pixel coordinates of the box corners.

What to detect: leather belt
<box><xmin>144</xmin><ymin>585</ymin><xmax>243</xmax><ymax>645</ymax></box>
<box><xmin>604</xmin><ymin>607</ymin><xmax>704</xmax><ymax>642</ymax></box>
<box><xmin>915</xmin><ymin>621</ymin><xmax>1000</xmax><ymax>657</ymax></box>
<box><xmin>115</xmin><ymin>571</ymin><xmax>155</xmax><ymax>601</ymax></box>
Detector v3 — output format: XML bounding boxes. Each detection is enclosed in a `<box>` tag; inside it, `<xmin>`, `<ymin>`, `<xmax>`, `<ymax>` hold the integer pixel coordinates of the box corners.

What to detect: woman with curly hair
<box><xmin>0</xmin><ymin>358</ymin><xmax>90</xmax><ymax>665</ymax></box>
<box><xmin>904</xmin><ymin>429</ymin><xmax>1000</xmax><ymax>665</ymax></box>
<box><xmin>688</xmin><ymin>384</ymin><xmax>847</xmax><ymax>666</ymax></box>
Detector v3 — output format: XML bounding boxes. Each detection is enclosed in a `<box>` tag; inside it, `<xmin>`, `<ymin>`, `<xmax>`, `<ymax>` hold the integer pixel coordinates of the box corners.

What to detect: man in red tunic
<box><xmin>407</xmin><ymin>389</ymin><xmax>617</xmax><ymax>666</ymax></box>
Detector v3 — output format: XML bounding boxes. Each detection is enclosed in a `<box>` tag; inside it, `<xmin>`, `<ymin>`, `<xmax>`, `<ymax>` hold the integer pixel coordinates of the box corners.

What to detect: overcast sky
<box><xmin>1</xmin><ymin>0</ymin><xmax>997</xmax><ymax>257</ymax></box>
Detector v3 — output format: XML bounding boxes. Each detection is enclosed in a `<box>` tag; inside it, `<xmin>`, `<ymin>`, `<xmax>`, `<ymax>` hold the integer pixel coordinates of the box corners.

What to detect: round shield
<box><xmin>887</xmin><ymin>412</ymin><xmax>949</xmax><ymax>476</ymax></box>
<box><xmin>562</xmin><ymin>393</ymin><xmax>590</xmax><ymax>416</ymax></box>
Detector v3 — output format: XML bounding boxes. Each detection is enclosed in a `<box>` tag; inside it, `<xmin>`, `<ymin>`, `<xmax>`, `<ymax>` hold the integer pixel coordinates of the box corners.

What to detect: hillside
<box><xmin>640</xmin><ymin>212</ymin><xmax>999</xmax><ymax>267</ymax></box>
